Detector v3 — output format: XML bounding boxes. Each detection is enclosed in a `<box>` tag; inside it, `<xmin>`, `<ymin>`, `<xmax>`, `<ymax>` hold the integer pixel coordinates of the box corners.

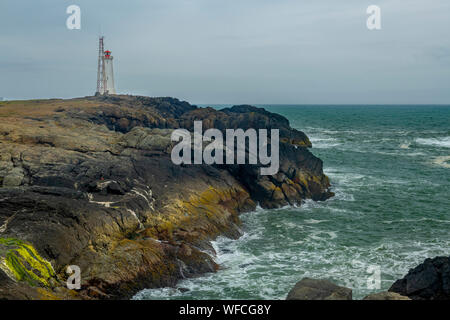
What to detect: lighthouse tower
<box><xmin>95</xmin><ymin>36</ymin><xmax>116</xmax><ymax>95</ymax></box>
<box><xmin>103</xmin><ymin>50</ymin><xmax>116</xmax><ymax>94</ymax></box>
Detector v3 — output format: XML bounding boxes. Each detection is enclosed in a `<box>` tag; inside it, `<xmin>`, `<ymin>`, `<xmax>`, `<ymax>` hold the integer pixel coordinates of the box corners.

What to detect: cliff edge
<box><xmin>0</xmin><ymin>95</ymin><xmax>332</xmax><ymax>299</ymax></box>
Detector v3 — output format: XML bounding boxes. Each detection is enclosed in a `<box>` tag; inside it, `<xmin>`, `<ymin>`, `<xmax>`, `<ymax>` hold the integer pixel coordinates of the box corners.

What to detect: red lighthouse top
<box><xmin>104</xmin><ymin>50</ymin><xmax>112</xmax><ymax>59</ymax></box>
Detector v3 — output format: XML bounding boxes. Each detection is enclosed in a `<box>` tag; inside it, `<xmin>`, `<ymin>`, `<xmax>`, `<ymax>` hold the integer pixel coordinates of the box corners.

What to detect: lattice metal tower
<box><xmin>95</xmin><ymin>36</ymin><xmax>116</xmax><ymax>95</ymax></box>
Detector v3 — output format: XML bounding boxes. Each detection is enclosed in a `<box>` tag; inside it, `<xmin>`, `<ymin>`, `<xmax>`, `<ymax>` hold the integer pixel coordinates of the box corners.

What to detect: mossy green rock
<box><xmin>0</xmin><ymin>238</ymin><xmax>55</xmax><ymax>287</ymax></box>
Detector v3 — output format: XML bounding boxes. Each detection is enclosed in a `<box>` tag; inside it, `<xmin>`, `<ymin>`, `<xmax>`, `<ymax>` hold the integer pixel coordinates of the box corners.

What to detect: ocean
<box><xmin>134</xmin><ymin>105</ymin><xmax>450</xmax><ymax>300</ymax></box>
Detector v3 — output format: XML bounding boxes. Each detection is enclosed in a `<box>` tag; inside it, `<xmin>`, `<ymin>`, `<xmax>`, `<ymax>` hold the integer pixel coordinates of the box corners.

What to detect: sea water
<box><xmin>134</xmin><ymin>105</ymin><xmax>450</xmax><ymax>300</ymax></box>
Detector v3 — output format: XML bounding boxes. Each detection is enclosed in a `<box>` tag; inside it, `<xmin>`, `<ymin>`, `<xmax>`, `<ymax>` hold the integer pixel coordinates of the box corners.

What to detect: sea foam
<box><xmin>416</xmin><ymin>136</ymin><xmax>450</xmax><ymax>148</ymax></box>
<box><xmin>432</xmin><ymin>156</ymin><xmax>450</xmax><ymax>168</ymax></box>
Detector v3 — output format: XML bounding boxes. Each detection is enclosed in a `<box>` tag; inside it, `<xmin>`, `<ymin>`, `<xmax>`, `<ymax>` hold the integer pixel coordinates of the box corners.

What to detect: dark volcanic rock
<box><xmin>0</xmin><ymin>95</ymin><xmax>333</xmax><ymax>299</ymax></box>
<box><xmin>389</xmin><ymin>256</ymin><xmax>450</xmax><ymax>300</ymax></box>
<box><xmin>286</xmin><ymin>278</ymin><xmax>352</xmax><ymax>300</ymax></box>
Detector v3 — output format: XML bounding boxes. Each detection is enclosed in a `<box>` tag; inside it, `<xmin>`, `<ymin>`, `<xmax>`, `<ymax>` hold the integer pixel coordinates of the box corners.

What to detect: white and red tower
<box><xmin>95</xmin><ymin>36</ymin><xmax>116</xmax><ymax>95</ymax></box>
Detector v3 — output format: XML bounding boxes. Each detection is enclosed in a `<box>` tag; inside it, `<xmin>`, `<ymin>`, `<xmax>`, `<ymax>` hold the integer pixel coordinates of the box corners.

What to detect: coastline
<box><xmin>0</xmin><ymin>95</ymin><xmax>332</xmax><ymax>299</ymax></box>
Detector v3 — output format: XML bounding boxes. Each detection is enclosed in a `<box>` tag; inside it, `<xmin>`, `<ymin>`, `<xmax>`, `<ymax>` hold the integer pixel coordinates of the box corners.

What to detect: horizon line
<box><xmin>1</xmin><ymin>95</ymin><xmax>449</xmax><ymax>106</ymax></box>
<box><xmin>197</xmin><ymin>103</ymin><xmax>450</xmax><ymax>106</ymax></box>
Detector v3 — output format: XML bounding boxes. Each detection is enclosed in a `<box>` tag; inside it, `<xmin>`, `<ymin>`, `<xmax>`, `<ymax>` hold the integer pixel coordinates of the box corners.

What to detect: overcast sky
<box><xmin>0</xmin><ymin>0</ymin><xmax>449</xmax><ymax>104</ymax></box>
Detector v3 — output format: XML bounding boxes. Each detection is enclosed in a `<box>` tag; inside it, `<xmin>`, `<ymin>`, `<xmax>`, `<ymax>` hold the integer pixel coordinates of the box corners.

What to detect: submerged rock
<box><xmin>389</xmin><ymin>256</ymin><xmax>450</xmax><ymax>300</ymax></box>
<box><xmin>0</xmin><ymin>95</ymin><xmax>333</xmax><ymax>299</ymax></box>
<box><xmin>286</xmin><ymin>278</ymin><xmax>352</xmax><ymax>300</ymax></box>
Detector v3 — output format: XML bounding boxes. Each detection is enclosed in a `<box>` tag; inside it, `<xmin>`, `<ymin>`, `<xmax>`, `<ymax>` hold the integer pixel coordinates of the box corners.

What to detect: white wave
<box><xmin>300</xmin><ymin>197</ymin><xmax>353</xmax><ymax>212</ymax></box>
<box><xmin>431</xmin><ymin>156</ymin><xmax>450</xmax><ymax>168</ymax></box>
<box><xmin>304</xmin><ymin>127</ymin><xmax>368</xmax><ymax>135</ymax></box>
<box><xmin>131</xmin><ymin>169</ymin><xmax>449</xmax><ymax>301</ymax></box>
<box><xmin>308</xmin><ymin>230</ymin><xmax>337</xmax><ymax>241</ymax></box>
<box><xmin>325</xmin><ymin>168</ymin><xmax>366</xmax><ymax>183</ymax></box>
<box><xmin>304</xmin><ymin>219</ymin><xmax>328</xmax><ymax>224</ymax></box>
<box><xmin>326</xmin><ymin>167</ymin><xmax>412</xmax><ymax>188</ymax></box>
<box><xmin>313</xmin><ymin>142</ymin><xmax>342</xmax><ymax>149</ymax></box>
<box><xmin>309</xmin><ymin>136</ymin><xmax>342</xmax><ymax>149</ymax></box>
<box><xmin>404</xmin><ymin>152</ymin><xmax>426</xmax><ymax>157</ymax></box>
<box><xmin>416</xmin><ymin>136</ymin><xmax>450</xmax><ymax>148</ymax></box>
<box><xmin>133</xmin><ymin>224</ymin><xmax>450</xmax><ymax>300</ymax></box>
<box><xmin>382</xmin><ymin>217</ymin><xmax>450</xmax><ymax>224</ymax></box>
<box><xmin>399</xmin><ymin>142</ymin><xmax>410</xmax><ymax>149</ymax></box>
<box><xmin>133</xmin><ymin>287</ymin><xmax>178</xmax><ymax>300</ymax></box>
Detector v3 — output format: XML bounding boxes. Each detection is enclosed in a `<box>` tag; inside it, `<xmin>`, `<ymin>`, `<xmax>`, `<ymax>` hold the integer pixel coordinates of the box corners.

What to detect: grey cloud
<box><xmin>0</xmin><ymin>0</ymin><xmax>449</xmax><ymax>103</ymax></box>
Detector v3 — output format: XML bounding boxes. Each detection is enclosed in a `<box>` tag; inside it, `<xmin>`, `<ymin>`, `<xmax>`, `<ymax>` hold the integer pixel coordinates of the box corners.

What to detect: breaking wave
<box><xmin>431</xmin><ymin>156</ymin><xmax>450</xmax><ymax>168</ymax></box>
<box><xmin>134</xmin><ymin>105</ymin><xmax>450</xmax><ymax>301</ymax></box>
<box><xmin>415</xmin><ymin>136</ymin><xmax>450</xmax><ymax>148</ymax></box>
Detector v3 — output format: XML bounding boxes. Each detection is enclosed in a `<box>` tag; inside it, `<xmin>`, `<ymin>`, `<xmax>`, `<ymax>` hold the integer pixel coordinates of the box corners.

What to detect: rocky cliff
<box><xmin>389</xmin><ymin>256</ymin><xmax>450</xmax><ymax>300</ymax></box>
<box><xmin>0</xmin><ymin>95</ymin><xmax>332</xmax><ymax>299</ymax></box>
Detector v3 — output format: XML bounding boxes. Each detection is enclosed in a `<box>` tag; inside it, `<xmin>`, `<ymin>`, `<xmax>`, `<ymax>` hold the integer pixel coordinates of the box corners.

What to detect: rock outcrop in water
<box><xmin>285</xmin><ymin>278</ymin><xmax>414</xmax><ymax>300</ymax></box>
<box><xmin>286</xmin><ymin>278</ymin><xmax>352</xmax><ymax>300</ymax></box>
<box><xmin>0</xmin><ymin>95</ymin><xmax>332</xmax><ymax>299</ymax></box>
<box><xmin>389</xmin><ymin>256</ymin><xmax>450</xmax><ymax>300</ymax></box>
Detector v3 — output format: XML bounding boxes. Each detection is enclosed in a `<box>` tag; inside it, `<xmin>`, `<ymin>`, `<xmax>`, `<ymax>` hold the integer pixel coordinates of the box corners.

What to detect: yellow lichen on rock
<box><xmin>142</xmin><ymin>186</ymin><xmax>250</xmax><ymax>242</ymax></box>
<box><xmin>35</xmin><ymin>288</ymin><xmax>63</xmax><ymax>300</ymax></box>
<box><xmin>0</xmin><ymin>238</ymin><xmax>55</xmax><ymax>287</ymax></box>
